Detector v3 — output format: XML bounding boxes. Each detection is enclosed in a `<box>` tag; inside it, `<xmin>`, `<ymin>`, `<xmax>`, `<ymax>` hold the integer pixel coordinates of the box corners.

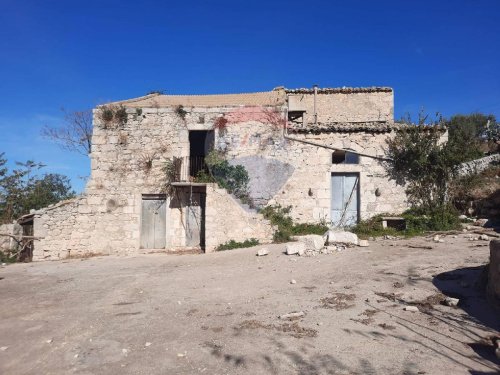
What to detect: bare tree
<box><xmin>41</xmin><ymin>109</ymin><xmax>93</xmax><ymax>155</ymax></box>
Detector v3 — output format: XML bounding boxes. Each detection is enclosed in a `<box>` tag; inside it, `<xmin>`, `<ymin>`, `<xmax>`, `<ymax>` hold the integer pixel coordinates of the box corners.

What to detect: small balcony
<box><xmin>171</xmin><ymin>156</ymin><xmax>210</xmax><ymax>185</ymax></box>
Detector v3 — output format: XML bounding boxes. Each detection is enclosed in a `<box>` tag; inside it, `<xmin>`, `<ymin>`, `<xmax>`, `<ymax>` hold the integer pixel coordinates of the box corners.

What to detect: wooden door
<box><xmin>331</xmin><ymin>173</ymin><xmax>359</xmax><ymax>228</ymax></box>
<box><xmin>140</xmin><ymin>195</ymin><xmax>166</xmax><ymax>249</ymax></box>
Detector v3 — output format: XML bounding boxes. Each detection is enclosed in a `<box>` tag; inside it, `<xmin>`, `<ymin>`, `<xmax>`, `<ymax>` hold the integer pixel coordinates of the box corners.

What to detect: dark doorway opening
<box><xmin>189</xmin><ymin>130</ymin><xmax>214</xmax><ymax>178</ymax></box>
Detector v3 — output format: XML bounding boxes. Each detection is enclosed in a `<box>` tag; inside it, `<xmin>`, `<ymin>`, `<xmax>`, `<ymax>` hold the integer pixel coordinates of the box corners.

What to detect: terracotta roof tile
<box><xmin>288</xmin><ymin>122</ymin><xmax>445</xmax><ymax>134</ymax></box>
<box><xmin>285</xmin><ymin>87</ymin><xmax>393</xmax><ymax>94</ymax></box>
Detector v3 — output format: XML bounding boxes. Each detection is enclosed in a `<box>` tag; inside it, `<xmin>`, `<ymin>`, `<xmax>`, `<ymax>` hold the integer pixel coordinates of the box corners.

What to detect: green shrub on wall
<box><xmin>204</xmin><ymin>150</ymin><xmax>253</xmax><ymax>205</ymax></box>
<box><xmin>260</xmin><ymin>205</ymin><xmax>329</xmax><ymax>243</ymax></box>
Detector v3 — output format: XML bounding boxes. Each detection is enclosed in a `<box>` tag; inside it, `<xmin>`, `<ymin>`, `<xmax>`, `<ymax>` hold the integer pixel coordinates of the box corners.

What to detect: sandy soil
<box><xmin>0</xmin><ymin>233</ymin><xmax>499</xmax><ymax>375</ymax></box>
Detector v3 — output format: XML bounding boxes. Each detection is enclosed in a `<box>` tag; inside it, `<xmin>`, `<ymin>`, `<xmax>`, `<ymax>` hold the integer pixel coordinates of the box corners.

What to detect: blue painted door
<box><xmin>331</xmin><ymin>173</ymin><xmax>359</xmax><ymax>227</ymax></box>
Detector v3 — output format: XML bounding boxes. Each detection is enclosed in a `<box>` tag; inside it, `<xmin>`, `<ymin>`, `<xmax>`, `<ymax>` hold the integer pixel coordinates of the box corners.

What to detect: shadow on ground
<box><xmin>433</xmin><ymin>265</ymin><xmax>500</xmax><ymax>371</ymax></box>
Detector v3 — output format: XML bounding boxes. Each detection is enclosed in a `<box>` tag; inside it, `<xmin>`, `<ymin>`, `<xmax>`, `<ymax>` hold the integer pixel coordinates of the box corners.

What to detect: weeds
<box><xmin>352</xmin><ymin>208</ymin><xmax>461</xmax><ymax>240</ymax></box>
<box><xmin>175</xmin><ymin>105</ymin><xmax>187</xmax><ymax>120</ymax></box>
<box><xmin>216</xmin><ymin>238</ymin><xmax>259</xmax><ymax>251</ymax></box>
<box><xmin>259</xmin><ymin>205</ymin><xmax>329</xmax><ymax>243</ymax></box>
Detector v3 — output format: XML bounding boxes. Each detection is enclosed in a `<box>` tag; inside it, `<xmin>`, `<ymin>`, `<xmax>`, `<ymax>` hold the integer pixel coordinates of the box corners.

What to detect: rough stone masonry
<box><xmin>27</xmin><ymin>86</ymin><xmax>414</xmax><ymax>260</ymax></box>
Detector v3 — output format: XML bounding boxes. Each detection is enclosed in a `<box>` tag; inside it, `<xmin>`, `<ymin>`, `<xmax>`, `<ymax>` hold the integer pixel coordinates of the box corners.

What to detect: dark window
<box><xmin>332</xmin><ymin>151</ymin><xmax>359</xmax><ymax>165</ymax></box>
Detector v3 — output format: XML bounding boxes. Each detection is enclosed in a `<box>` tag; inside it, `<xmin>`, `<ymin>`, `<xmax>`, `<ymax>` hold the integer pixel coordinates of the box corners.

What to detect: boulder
<box><xmin>294</xmin><ymin>235</ymin><xmax>325</xmax><ymax>251</ymax></box>
<box><xmin>325</xmin><ymin>230</ymin><xmax>359</xmax><ymax>246</ymax></box>
<box><xmin>286</xmin><ymin>242</ymin><xmax>306</xmax><ymax>255</ymax></box>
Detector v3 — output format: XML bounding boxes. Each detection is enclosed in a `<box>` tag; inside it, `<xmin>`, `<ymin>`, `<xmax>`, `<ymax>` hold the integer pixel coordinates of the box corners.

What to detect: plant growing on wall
<box><xmin>204</xmin><ymin>150</ymin><xmax>252</xmax><ymax>204</ymax></box>
<box><xmin>97</xmin><ymin>105</ymin><xmax>128</xmax><ymax>128</ymax></box>
<box><xmin>260</xmin><ymin>204</ymin><xmax>328</xmax><ymax>243</ymax></box>
<box><xmin>175</xmin><ymin>105</ymin><xmax>187</xmax><ymax>121</ymax></box>
<box><xmin>160</xmin><ymin>157</ymin><xmax>182</xmax><ymax>197</ymax></box>
<box><xmin>139</xmin><ymin>152</ymin><xmax>157</xmax><ymax>174</ymax></box>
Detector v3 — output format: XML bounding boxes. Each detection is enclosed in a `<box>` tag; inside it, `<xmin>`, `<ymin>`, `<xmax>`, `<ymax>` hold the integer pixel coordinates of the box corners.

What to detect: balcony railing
<box><xmin>171</xmin><ymin>156</ymin><xmax>209</xmax><ymax>183</ymax></box>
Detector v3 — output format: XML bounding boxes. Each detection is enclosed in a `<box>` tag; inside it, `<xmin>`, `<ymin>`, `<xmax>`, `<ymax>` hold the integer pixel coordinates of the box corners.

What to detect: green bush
<box><xmin>205</xmin><ymin>150</ymin><xmax>252</xmax><ymax>204</ymax></box>
<box><xmin>260</xmin><ymin>205</ymin><xmax>328</xmax><ymax>243</ymax></box>
<box><xmin>216</xmin><ymin>238</ymin><xmax>259</xmax><ymax>251</ymax></box>
<box><xmin>352</xmin><ymin>207</ymin><xmax>461</xmax><ymax>239</ymax></box>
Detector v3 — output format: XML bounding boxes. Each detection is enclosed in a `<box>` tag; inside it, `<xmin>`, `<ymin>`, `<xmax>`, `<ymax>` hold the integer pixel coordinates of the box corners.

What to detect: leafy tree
<box><xmin>41</xmin><ymin>109</ymin><xmax>93</xmax><ymax>155</ymax></box>
<box><xmin>385</xmin><ymin>113</ymin><xmax>469</xmax><ymax>230</ymax></box>
<box><xmin>446</xmin><ymin>113</ymin><xmax>496</xmax><ymax>160</ymax></box>
<box><xmin>0</xmin><ymin>154</ymin><xmax>75</xmax><ymax>223</ymax></box>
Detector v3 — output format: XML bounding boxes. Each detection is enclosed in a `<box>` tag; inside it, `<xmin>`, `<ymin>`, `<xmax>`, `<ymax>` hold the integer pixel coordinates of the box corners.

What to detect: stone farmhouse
<box><xmin>25</xmin><ymin>86</ymin><xmax>410</xmax><ymax>260</ymax></box>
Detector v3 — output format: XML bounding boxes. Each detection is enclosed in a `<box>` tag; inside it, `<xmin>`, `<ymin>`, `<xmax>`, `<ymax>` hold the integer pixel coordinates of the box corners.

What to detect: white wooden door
<box><xmin>331</xmin><ymin>173</ymin><xmax>359</xmax><ymax>227</ymax></box>
<box><xmin>140</xmin><ymin>196</ymin><xmax>166</xmax><ymax>249</ymax></box>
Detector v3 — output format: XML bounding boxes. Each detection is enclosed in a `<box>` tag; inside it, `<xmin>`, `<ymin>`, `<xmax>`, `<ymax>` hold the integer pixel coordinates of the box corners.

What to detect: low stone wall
<box><xmin>0</xmin><ymin>223</ymin><xmax>22</xmax><ymax>253</ymax></box>
<box><xmin>457</xmin><ymin>154</ymin><xmax>500</xmax><ymax>176</ymax></box>
<box><xmin>487</xmin><ymin>239</ymin><xmax>500</xmax><ymax>309</ymax></box>
<box><xmin>205</xmin><ymin>185</ymin><xmax>274</xmax><ymax>252</ymax></box>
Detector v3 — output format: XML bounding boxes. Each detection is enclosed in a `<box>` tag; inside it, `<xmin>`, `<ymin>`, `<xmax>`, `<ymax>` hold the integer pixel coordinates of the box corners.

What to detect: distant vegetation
<box><xmin>0</xmin><ymin>153</ymin><xmax>75</xmax><ymax>223</ymax></box>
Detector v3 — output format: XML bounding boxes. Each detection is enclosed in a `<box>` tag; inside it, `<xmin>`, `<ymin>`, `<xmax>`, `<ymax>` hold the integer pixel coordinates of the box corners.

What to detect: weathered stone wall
<box><xmin>0</xmin><ymin>223</ymin><xmax>22</xmax><ymax>253</ymax></box>
<box><xmin>288</xmin><ymin>90</ymin><xmax>393</xmax><ymax>125</ymax></box>
<box><xmin>32</xmin><ymin>90</ymin><xmax>406</xmax><ymax>260</ymax></box>
<box><xmin>487</xmin><ymin>239</ymin><xmax>500</xmax><ymax>309</ymax></box>
<box><xmin>221</xmin><ymin>120</ymin><xmax>408</xmax><ymax>223</ymax></box>
<box><xmin>457</xmin><ymin>153</ymin><xmax>500</xmax><ymax>176</ymax></box>
<box><xmin>205</xmin><ymin>184</ymin><xmax>274</xmax><ymax>252</ymax></box>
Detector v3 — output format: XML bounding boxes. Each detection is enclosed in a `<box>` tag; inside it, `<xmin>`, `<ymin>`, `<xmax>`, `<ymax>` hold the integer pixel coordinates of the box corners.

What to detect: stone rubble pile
<box><xmin>286</xmin><ymin>231</ymin><xmax>364</xmax><ymax>257</ymax></box>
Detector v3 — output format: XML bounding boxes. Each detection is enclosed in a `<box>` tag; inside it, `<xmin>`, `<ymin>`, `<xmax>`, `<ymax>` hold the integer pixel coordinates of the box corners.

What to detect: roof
<box><xmin>110</xmin><ymin>90</ymin><xmax>287</xmax><ymax>108</ymax></box>
<box><xmin>287</xmin><ymin>122</ymin><xmax>446</xmax><ymax>134</ymax></box>
<box><xmin>285</xmin><ymin>87</ymin><xmax>393</xmax><ymax>94</ymax></box>
<box><xmin>106</xmin><ymin>86</ymin><xmax>393</xmax><ymax>108</ymax></box>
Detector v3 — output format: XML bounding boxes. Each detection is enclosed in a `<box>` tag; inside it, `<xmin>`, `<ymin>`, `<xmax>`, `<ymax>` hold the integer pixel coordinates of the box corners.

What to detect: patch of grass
<box><xmin>260</xmin><ymin>205</ymin><xmax>328</xmax><ymax>243</ymax></box>
<box><xmin>216</xmin><ymin>238</ymin><xmax>259</xmax><ymax>251</ymax></box>
<box><xmin>352</xmin><ymin>208</ymin><xmax>461</xmax><ymax>240</ymax></box>
<box><xmin>0</xmin><ymin>251</ymin><xmax>17</xmax><ymax>263</ymax></box>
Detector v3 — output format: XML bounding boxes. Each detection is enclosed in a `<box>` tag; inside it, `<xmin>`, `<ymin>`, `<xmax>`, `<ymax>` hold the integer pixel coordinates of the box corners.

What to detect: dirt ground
<box><xmin>1</xmin><ymin>233</ymin><xmax>499</xmax><ymax>375</ymax></box>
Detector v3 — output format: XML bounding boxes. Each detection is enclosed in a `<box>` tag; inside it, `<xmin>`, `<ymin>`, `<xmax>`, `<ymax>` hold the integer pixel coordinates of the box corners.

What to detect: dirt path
<box><xmin>0</xmin><ymin>234</ymin><xmax>498</xmax><ymax>374</ymax></box>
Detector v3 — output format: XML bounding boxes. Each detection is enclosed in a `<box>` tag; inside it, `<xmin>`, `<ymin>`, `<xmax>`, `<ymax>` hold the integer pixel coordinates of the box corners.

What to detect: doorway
<box><xmin>331</xmin><ymin>173</ymin><xmax>359</xmax><ymax>227</ymax></box>
<box><xmin>140</xmin><ymin>194</ymin><xmax>167</xmax><ymax>249</ymax></box>
<box><xmin>189</xmin><ymin>130</ymin><xmax>214</xmax><ymax>178</ymax></box>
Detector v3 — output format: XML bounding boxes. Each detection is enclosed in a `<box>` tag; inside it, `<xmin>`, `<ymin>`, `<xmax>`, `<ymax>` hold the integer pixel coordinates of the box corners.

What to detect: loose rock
<box><xmin>479</xmin><ymin>234</ymin><xmax>489</xmax><ymax>241</ymax></box>
<box><xmin>358</xmin><ymin>240</ymin><xmax>369</xmax><ymax>247</ymax></box>
<box><xmin>256</xmin><ymin>248</ymin><xmax>269</xmax><ymax>256</ymax></box>
<box><xmin>286</xmin><ymin>242</ymin><xmax>306</xmax><ymax>255</ymax></box>
<box><xmin>404</xmin><ymin>306</ymin><xmax>420</xmax><ymax>312</ymax></box>
<box><xmin>294</xmin><ymin>235</ymin><xmax>325</xmax><ymax>251</ymax></box>
<box><xmin>279</xmin><ymin>311</ymin><xmax>305</xmax><ymax>320</ymax></box>
<box><xmin>444</xmin><ymin>297</ymin><xmax>459</xmax><ymax>307</ymax></box>
<box><xmin>325</xmin><ymin>230</ymin><xmax>359</xmax><ymax>246</ymax></box>
<box><xmin>290</xmin><ymin>279</ymin><xmax>297</xmax><ymax>284</ymax></box>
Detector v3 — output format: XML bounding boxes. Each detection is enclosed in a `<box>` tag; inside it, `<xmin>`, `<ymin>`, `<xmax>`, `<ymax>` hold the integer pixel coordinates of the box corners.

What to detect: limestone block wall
<box><xmin>220</xmin><ymin>119</ymin><xmax>408</xmax><ymax>223</ymax></box>
<box><xmin>31</xmin><ymin>97</ymin><xmax>406</xmax><ymax>260</ymax></box>
<box><xmin>0</xmin><ymin>223</ymin><xmax>21</xmax><ymax>253</ymax></box>
<box><xmin>204</xmin><ymin>185</ymin><xmax>274</xmax><ymax>252</ymax></box>
<box><xmin>287</xmin><ymin>90</ymin><xmax>393</xmax><ymax>125</ymax></box>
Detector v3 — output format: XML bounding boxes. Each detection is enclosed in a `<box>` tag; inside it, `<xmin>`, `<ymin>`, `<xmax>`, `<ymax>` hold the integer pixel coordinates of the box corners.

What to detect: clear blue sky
<box><xmin>1</xmin><ymin>0</ymin><xmax>499</xmax><ymax>192</ymax></box>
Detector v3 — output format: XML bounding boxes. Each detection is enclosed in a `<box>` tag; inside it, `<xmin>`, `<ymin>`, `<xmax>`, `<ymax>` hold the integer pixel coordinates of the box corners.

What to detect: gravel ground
<box><xmin>0</xmin><ymin>233</ymin><xmax>499</xmax><ymax>375</ymax></box>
